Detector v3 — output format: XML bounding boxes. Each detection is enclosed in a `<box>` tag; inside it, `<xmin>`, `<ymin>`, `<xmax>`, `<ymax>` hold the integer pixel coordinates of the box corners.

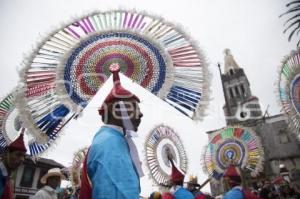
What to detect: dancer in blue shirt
<box><xmin>80</xmin><ymin>63</ymin><xmax>143</xmax><ymax>199</ymax></box>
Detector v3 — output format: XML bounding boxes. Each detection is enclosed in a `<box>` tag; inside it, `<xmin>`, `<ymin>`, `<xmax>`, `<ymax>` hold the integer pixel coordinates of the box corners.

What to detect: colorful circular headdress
<box><xmin>277</xmin><ymin>49</ymin><xmax>300</xmax><ymax>135</ymax></box>
<box><xmin>202</xmin><ymin>127</ymin><xmax>264</xmax><ymax>180</ymax></box>
<box><xmin>70</xmin><ymin>147</ymin><xmax>88</xmax><ymax>189</ymax></box>
<box><xmin>145</xmin><ymin>125</ymin><xmax>188</xmax><ymax>186</ymax></box>
<box><xmin>17</xmin><ymin>10</ymin><xmax>210</xmax><ymax>143</ymax></box>
<box><xmin>0</xmin><ymin>91</ymin><xmax>53</xmax><ymax>156</ymax></box>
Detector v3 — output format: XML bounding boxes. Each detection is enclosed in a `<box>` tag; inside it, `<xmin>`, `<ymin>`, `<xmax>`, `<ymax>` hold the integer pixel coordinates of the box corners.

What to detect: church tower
<box><xmin>218</xmin><ymin>49</ymin><xmax>262</xmax><ymax>126</ymax></box>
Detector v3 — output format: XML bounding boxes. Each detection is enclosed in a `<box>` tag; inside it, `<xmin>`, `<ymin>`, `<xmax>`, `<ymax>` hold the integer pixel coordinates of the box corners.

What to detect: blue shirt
<box><xmin>87</xmin><ymin>126</ymin><xmax>140</xmax><ymax>199</ymax></box>
<box><xmin>224</xmin><ymin>187</ymin><xmax>244</xmax><ymax>199</ymax></box>
<box><xmin>173</xmin><ymin>187</ymin><xmax>194</xmax><ymax>199</ymax></box>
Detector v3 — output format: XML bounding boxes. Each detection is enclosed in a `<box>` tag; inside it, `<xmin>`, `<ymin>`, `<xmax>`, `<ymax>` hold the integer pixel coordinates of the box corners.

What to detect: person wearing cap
<box><xmin>168</xmin><ymin>160</ymin><xmax>194</xmax><ymax>199</ymax></box>
<box><xmin>187</xmin><ymin>176</ymin><xmax>206</xmax><ymax>199</ymax></box>
<box><xmin>223</xmin><ymin>164</ymin><xmax>261</xmax><ymax>199</ymax></box>
<box><xmin>33</xmin><ymin>168</ymin><xmax>66</xmax><ymax>199</ymax></box>
<box><xmin>259</xmin><ymin>181</ymin><xmax>275</xmax><ymax>199</ymax></box>
<box><xmin>79</xmin><ymin>63</ymin><xmax>144</xmax><ymax>199</ymax></box>
<box><xmin>0</xmin><ymin>132</ymin><xmax>26</xmax><ymax>199</ymax></box>
<box><xmin>223</xmin><ymin>164</ymin><xmax>244</xmax><ymax>199</ymax></box>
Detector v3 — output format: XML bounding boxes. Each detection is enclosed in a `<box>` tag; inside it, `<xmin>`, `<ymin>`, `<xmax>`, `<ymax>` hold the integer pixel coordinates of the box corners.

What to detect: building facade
<box><xmin>207</xmin><ymin>49</ymin><xmax>300</xmax><ymax>196</ymax></box>
<box><xmin>13</xmin><ymin>156</ymin><xmax>64</xmax><ymax>199</ymax></box>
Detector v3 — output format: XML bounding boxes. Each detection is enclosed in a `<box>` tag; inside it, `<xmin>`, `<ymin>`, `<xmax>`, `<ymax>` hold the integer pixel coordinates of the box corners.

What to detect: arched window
<box><xmin>241</xmin><ymin>84</ymin><xmax>245</xmax><ymax>96</ymax></box>
<box><xmin>229</xmin><ymin>88</ymin><xmax>234</xmax><ymax>98</ymax></box>
<box><xmin>278</xmin><ymin>130</ymin><xmax>290</xmax><ymax>144</ymax></box>
<box><xmin>235</xmin><ymin>86</ymin><xmax>240</xmax><ymax>96</ymax></box>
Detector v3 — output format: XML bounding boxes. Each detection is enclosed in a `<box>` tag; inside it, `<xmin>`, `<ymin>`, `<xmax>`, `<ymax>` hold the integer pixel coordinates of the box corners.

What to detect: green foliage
<box><xmin>281</xmin><ymin>0</ymin><xmax>300</xmax><ymax>46</ymax></box>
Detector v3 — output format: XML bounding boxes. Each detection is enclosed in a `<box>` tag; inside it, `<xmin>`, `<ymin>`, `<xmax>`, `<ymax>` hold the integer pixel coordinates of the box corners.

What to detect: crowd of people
<box><xmin>141</xmin><ymin>166</ymin><xmax>300</xmax><ymax>199</ymax></box>
<box><xmin>0</xmin><ymin>63</ymin><xmax>300</xmax><ymax>199</ymax></box>
<box><xmin>248</xmin><ymin>177</ymin><xmax>300</xmax><ymax>199</ymax></box>
<box><xmin>219</xmin><ymin>166</ymin><xmax>300</xmax><ymax>199</ymax></box>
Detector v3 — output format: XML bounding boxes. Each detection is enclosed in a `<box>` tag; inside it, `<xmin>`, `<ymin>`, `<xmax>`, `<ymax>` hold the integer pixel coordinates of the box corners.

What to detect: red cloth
<box><xmin>98</xmin><ymin>63</ymin><xmax>140</xmax><ymax>115</ymax></box>
<box><xmin>223</xmin><ymin>164</ymin><xmax>242</xmax><ymax>187</ymax></box>
<box><xmin>195</xmin><ymin>194</ymin><xmax>206</xmax><ymax>199</ymax></box>
<box><xmin>272</xmin><ymin>176</ymin><xmax>284</xmax><ymax>185</ymax></box>
<box><xmin>171</xmin><ymin>161</ymin><xmax>184</xmax><ymax>183</ymax></box>
<box><xmin>223</xmin><ymin>164</ymin><xmax>240</xmax><ymax>178</ymax></box>
<box><xmin>7</xmin><ymin>130</ymin><xmax>26</xmax><ymax>152</ymax></box>
<box><xmin>243</xmin><ymin>190</ymin><xmax>262</xmax><ymax>199</ymax></box>
<box><xmin>2</xmin><ymin>180</ymin><xmax>13</xmax><ymax>199</ymax></box>
<box><xmin>161</xmin><ymin>192</ymin><xmax>174</xmax><ymax>199</ymax></box>
<box><xmin>79</xmin><ymin>149</ymin><xmax>92</xmax><ymax>199</ymax></box>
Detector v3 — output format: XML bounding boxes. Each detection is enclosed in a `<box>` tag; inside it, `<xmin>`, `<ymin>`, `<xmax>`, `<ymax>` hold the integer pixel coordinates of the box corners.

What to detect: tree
<box><xmin>280</xmin><ymin>0</ymin><xmax>300</xmax><ymax>46</ymax></box>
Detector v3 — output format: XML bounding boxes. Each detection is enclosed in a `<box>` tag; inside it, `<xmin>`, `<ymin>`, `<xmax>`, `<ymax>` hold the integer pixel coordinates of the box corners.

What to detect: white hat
<box><xmin>40</xmin><ymin>168</ymin><xmax>66</xmax><ymax>184</ymax></box>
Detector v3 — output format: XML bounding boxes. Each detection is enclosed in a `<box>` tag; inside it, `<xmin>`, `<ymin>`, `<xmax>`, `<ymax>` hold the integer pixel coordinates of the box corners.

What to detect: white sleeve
<box><xmin>32</xmin><ymin>190</ymin><xmax>50</xmax><ymax>199</ymax></box>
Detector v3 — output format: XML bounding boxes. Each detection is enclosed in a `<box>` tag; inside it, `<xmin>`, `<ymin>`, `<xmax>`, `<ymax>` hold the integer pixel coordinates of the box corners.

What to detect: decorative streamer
<box><xmin>0</xmin><ymin>91</ymin><xmax>55</xmax><ymax>156</ymax></box>
<box><xmin>70</xmin><ymin>147</ymin><xmax>89</xmax><ymax>190</ymax></box>
<box><xmin>17</xmin><ymin>10</ymin><xmax>210</xmax><ymax>143</ymax></box>
<box><xmin>277</xmin><ymin>48</ymin><xmax>300</xmax><ymax>135</ymax></box>
<box><xmin>144</xmin><ymin>124</ymin><xmax>188</xmax><ymax>187</ymax></box>
<box><xmin>202</xmin><ymin>127</ymin><xmax>264</xmax><ymax>180</ymax></box>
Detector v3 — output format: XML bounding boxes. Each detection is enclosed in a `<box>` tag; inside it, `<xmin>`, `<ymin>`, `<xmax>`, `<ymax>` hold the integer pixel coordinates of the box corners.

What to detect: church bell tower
<box><xmin>218</xmin><ymin>49</ymin><xmax>262</xmax><ymax>126</ymax></box>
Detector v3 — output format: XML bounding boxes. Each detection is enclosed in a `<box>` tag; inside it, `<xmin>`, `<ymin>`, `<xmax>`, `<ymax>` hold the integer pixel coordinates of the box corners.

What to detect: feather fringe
<box><xmin>275</xmin><ymin>48</ymin><xmax>300</xmax><ymax>134</ymax></box>
<box><xmin>55</xmin><ymin>28</ymin><xmax>174</xmax><ymax>113</ymax></box>
<box><xmin>16</xmin><ymin>9</ymin><xmax>211</xmax><ymax>155</ymax></box>
<box><xmin>143</xmin><ymin>124</ymin><xmax>188</xmax><ymax>188</ymax></box>
<box><xmin>70</xmin><ymin>147</ymin><xmax>88</xmax><ymax>190</ymax></box>
<box><xmin>18</xmin><ymin>9</ymin><xmax>210</xmax><ymax>128</ymax></box>
<box><xmin>201</xmin><ymin>126</ymin><xmax>265</xmax><ymax>179</ymax></box>
<box><xmin>15</xmin><ymin>85</ymin><xmax>51</xmax><ymax>143</ymax></box>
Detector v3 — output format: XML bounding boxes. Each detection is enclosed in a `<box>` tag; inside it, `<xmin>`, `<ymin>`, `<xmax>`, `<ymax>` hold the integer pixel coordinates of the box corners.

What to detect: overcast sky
<box><xmin>0</xmin><ymin>0</ymin><xmax>297</xmax><ymax>196</ymax></box>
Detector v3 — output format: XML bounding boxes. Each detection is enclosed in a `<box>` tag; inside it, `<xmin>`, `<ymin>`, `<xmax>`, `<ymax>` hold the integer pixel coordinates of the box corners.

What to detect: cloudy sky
<box><xmin>0</xmin><ymin>0</ymin><xmax>297</xmax><ymax>196</ymax></box>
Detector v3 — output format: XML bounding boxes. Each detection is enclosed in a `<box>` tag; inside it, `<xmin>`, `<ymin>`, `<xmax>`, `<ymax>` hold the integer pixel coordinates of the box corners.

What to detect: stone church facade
<box><xmin>207</xmin><ymin>49</ymin><xmax>300</xmax><ymax>196</ymax></box>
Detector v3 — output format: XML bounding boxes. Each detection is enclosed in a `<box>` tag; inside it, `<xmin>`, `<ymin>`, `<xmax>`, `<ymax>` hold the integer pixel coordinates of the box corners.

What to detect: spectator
<box><xmin>223</xmin><ymin>164</ymin><xmax>261</xmax><ymax>199</ymax></box>
<box><xmin>0</xmin><ymin>132</ymin><xmax>26</xmax><ymax>199</ymax></box>
<box><xmin>33</xmin><ymin>168</ymin><xmax>66</xmax><ymax>199</ymax></box>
